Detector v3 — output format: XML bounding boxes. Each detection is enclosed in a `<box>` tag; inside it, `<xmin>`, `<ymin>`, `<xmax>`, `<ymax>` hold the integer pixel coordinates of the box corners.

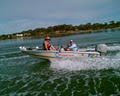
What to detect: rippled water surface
<box><xmin>0</xmin><ymin>30</ymin><xmax>120</xmax><ymax>96</ymax></box>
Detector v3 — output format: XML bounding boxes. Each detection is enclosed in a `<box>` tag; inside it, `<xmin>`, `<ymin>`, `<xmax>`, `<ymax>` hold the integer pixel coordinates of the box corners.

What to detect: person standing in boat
<box><xmin>68</xmin><ymin>40</ymin><xmax>77</xmax><ymax>51</ymax></box>
<box><xmin>43</xmin><ymin>36</ymin><xmax>55</xmax><ymax>50</ymax></box>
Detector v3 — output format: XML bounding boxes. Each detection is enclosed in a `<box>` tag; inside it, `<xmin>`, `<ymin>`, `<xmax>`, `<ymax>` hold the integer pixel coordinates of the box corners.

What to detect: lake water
<box><xmin>0</xmin><ymin>29</ymin><xmax>120</xmax><ymax>96</ymax></box>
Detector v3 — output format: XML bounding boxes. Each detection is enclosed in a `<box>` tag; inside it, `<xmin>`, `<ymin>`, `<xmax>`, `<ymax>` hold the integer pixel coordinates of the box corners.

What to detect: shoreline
<box><xmin>0</xmin><ymin>27</ymin><xmax>120</xmax><ymax>41</ymax></box>
<box><xmin>35</xmin><ymin>27</ymin><xmax>120</xmax><ymax>38</ymax></box>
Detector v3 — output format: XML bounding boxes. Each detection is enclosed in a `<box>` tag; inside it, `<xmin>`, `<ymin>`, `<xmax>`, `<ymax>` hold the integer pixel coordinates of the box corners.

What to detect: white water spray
<box><xmin>50</xmin><ymin>53</ymin><xmax>120</xmax><ymax>71</ymax></box>
<box><xmin>107</xmin><ymin>45</ymin><xmax>120</xmax><ymax>51</ymax></box>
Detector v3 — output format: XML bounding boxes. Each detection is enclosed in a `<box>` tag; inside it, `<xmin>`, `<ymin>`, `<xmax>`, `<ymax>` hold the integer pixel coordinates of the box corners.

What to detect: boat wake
<box><xmin>50</xmin><ymin>52</ymin><xmax>120</xmax><ymax>71</ymax></box>
<box><xmin>107</xmin><ymin>44</ymin><xmax>120</xmax><ymax>51</ymax></box>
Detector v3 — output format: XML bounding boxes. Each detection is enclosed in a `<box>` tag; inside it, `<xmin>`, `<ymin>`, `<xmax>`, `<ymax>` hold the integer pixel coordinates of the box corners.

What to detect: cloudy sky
<box><xmin>0</xmin><ymin>0</ymin><xmax>120</xmax><ymax>35</ymax></box>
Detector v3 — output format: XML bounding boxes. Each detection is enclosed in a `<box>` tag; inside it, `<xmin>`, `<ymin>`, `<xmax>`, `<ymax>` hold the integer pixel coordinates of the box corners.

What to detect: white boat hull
<box><xmin>19</xmin><ymin>46</ymin><xmax>100</xmax><ymax>59</ymax></box>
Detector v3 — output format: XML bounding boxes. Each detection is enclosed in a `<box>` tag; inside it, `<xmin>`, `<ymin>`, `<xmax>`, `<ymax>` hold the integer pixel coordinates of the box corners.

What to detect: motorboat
<box><xmin>19</xmin><ymin>44</ymin><xmax>107</xmax><ymax>59</ymax></box>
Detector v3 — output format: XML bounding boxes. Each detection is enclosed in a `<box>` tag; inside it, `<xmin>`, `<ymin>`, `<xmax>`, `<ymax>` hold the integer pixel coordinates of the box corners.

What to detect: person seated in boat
<box><xmin>68</xmin><ymin>40</ymin><xmax>77</xmax><ymax>51</ymax></box>
<box><xmin>43</xmin><ymin>36</ymin><xmax>55</xmax><ymax>51</ymax></box>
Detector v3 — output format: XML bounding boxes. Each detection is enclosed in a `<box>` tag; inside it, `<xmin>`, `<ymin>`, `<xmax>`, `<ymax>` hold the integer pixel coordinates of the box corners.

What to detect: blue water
<box><xmin>0</xmin><ymin>29</ymin><xmax>120</xmax><ymax>96</ymax></box>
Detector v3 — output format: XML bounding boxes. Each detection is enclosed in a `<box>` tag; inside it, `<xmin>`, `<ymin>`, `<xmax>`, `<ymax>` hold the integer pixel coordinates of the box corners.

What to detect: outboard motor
<box><xmin>95</xmin><ymin>44</ymin><xmax>108</xmax><ymax>56</ymax></box>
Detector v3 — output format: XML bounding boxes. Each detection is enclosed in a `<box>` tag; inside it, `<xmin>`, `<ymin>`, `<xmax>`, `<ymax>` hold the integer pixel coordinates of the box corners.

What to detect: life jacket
<box><xmin>43</xmin><ymin>40</ymin><xmax>51</xmax><ymax>50</ymax></box>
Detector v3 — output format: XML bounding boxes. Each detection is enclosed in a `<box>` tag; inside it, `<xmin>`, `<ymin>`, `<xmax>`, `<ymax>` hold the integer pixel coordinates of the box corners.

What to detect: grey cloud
<box><xmin>0</xmin><ymin>0</ymin><xmax>120</xmax><ymax>34</ymax></box>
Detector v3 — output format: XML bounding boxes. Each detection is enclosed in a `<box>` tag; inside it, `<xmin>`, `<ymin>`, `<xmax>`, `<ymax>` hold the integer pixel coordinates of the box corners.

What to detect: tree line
<box><xmin>0</xmin><ymin>20</ymin><xmax>120</xmax><ymax>40</ymax></box>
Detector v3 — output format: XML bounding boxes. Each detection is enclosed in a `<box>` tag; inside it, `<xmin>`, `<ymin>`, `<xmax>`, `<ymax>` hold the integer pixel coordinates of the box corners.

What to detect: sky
<box><xmin>0</xmin><ymin>0</ymin><xmax>120</xmax><ymax>35</ymax></box>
